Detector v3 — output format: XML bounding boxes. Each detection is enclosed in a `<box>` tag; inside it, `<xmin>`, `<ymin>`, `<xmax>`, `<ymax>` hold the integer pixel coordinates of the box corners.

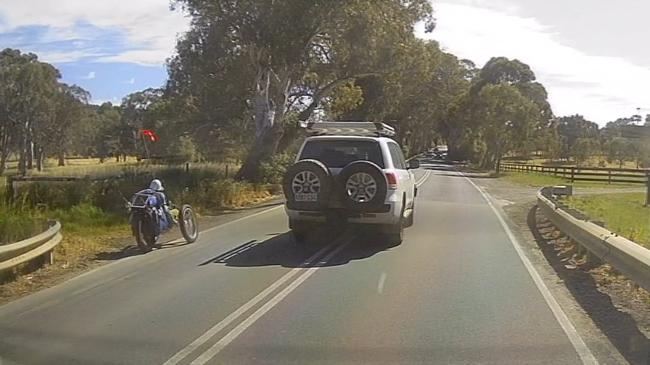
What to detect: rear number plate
<box><xmin>295</xmin><ymin>193</ymin><xmax>318</xmax><ymax>202</ymax></box>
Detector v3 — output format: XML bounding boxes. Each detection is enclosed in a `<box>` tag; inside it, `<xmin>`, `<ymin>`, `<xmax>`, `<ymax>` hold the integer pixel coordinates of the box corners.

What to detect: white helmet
<box><xmin>149</xmin><ymin>179</ymin><xmax>164</xmax><ymax>191</ymax></box>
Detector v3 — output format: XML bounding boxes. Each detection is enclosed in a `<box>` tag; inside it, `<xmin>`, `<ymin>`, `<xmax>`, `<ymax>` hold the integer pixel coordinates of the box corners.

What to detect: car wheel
<box><xmin>289</xmin><ymin>219</ymin><xmax>310</xmax><ymax>243</ymax></box>
<box><xmin>283</xmin><ymin>159</ymin><xmax>332</xmax><ymax>211</ymax></box>
<box><xmin>338</xmin><ymin>161</ymin><xmax>388</xmax><ymax>212</ymax></box>
<box><xmin>385</xmin><ymin>199</ymin><xmax>405</xmax><ymax>244</ymax></box>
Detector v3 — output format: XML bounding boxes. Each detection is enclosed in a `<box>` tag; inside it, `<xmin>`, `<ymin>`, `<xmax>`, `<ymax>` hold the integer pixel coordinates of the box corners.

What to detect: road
<box><xmin>0</xmin><ymin>162</ymin><xmax>592</xmax><ymax>364</ymax></box>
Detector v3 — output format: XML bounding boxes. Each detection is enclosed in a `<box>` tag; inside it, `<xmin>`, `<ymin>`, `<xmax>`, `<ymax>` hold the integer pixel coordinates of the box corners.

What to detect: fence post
<box><xmin>608</xmin><ymin>170</ymin><xmax>612</xmax><ymax>185</ymax></box>
<box><xmin>5</xmin><ymin>175</ymin><xmax>13</xmax><ymax>204</ymax></box>
<box><xmin>646</xmin><ymin>173</ymin><xmax>650</xmax><ymax>207</ymax></box>
<box><xmin>571</xmin><ymin>168</ymin><xmax>575</xmax><ymax>183</ymax></box>
<box><xmin>554</xmin><ymin>167</ymin><xmax>558</xmax><ymax>176</ymax></box>
<box><xmin>225</xmin><ymin>164</ymin><xmax>229</xmax><ymax>179</ymax></box>
<box><xmin>185</xmin><ymin>162</ymin><xmax>190</xmax><ymax>173</ymax></box>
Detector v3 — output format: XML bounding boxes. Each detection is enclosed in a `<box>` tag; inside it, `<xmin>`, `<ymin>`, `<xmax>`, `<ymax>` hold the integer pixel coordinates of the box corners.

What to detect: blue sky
<box><xmin>0</xmin><ymin>0</ymin><xmax>189</xmax><ymax>105</ymax></box>
<box><xmin>2</xmin><ymin>1</ymin><xmax>649</xmax><ymax>124</ymax></box>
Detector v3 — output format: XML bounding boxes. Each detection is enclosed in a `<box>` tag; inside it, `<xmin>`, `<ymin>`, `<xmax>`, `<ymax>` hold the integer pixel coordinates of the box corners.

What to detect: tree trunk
<box><xmin>58</xmin><ymin>150</ymin><xmax>65</xmax><ymax>166</ymax></box>
<box><xmin>236</xmin><ymin>66</ymin><xmax>290</xmax><ymax>182</ymax></box>
<box><xmin>37</xmin><ymin>148</ymin><xmax>44</xmax><ymax>171</ymax></box>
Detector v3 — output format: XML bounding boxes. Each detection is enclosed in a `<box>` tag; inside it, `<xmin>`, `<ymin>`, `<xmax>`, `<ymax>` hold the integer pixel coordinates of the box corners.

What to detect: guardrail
<box><xmin>0</xmin><ymin>221</ymin><xmax>62</xmax><ymax>274</ymax></box>
<box><xmin>536</xmin><ymin>187</ymin><xmax>650</xmax><ymax>292</ymax></box>
<box><xmin>503</xmin><ymin>163</ymin><xmax>649</xmax><ymax>184</ymax></box>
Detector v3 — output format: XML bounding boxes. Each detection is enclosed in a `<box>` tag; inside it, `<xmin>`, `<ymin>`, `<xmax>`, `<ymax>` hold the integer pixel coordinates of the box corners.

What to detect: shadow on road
<box><xmin>198</xmin><ymin>229</ymin><xmax>399</xmax><ymax>269</ymax></box>
<box><xmin>528</xmin><ymin>205</ymin><xmax>650</xmax><ymax>365</ymax></box>
<box><xmin>94</xmin><ymin>237</ymin><xmax>192</xmax><ymax>261</ymax></box>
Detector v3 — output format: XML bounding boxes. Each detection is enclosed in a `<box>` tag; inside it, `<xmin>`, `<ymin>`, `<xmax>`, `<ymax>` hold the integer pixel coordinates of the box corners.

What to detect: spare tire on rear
<box><xmin>338</xmin><ymin>161</ymin><xmax>388</xmax><ymax>212</ymax></box>
<box><xmin>283</xmin><ymin>159</ymin><xmax>332</xmax><ymax>211</ymax></box>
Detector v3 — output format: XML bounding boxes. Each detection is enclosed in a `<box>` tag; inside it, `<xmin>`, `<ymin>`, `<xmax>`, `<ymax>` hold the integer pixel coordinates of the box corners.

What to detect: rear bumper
<box><xmin>285</xmin><ymin>202</ymin><xmax>401</xmax><ymax>226</ymax></box>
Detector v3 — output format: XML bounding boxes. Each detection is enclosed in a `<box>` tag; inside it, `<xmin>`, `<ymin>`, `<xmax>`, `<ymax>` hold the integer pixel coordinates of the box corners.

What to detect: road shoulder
<box><xmin>471</xmin><ymin>176</ymin><xmax>630</xmax><ymax>364</ymax></box>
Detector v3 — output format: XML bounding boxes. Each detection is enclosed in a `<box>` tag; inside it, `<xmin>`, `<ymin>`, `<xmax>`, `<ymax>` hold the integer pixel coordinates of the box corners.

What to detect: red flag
<box><xmin>141</xmin><ymin>129</ymin><xmax>158</xmax><ymax>142</ymax></box>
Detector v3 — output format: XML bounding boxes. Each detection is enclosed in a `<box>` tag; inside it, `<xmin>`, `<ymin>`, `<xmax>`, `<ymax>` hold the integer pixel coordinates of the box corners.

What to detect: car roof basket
<box><xmin>304</xmin><ymin>121</ymin><xmax>396</xmax><ymax>137</ymax></box>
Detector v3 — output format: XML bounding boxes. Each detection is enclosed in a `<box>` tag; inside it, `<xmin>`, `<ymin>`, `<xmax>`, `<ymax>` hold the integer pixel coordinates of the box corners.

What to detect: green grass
<box><xmin>565</xmin><ymin>193</ymin><xmax>650</xmax><ymax>248</ymax></box>
<box><xmin>500</xmin><ymin>172</ymin><xmax>643</xmax><ymax>189</ymax></box>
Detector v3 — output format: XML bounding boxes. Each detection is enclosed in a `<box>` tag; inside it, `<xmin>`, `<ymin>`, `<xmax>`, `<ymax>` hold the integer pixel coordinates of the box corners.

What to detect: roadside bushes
<box><xmin>0</xmin><ymin>206</ymin><xmax>45</xmax><ymax>244</ymax></box>
<box><xmin>259</xmin><ymin>153</ymin><xmax>295</xmax><ymax>184</ymax></box>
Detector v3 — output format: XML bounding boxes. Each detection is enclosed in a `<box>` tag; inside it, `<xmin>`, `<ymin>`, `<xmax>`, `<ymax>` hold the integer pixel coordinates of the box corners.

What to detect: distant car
<box><xmin>282</xmin><ymin>122</ymin><xmax>419</xmax><ymax>244</ymax></box>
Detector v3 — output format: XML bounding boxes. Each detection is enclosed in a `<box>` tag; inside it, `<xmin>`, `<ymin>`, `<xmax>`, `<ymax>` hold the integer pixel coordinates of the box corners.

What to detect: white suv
<box><xmin>282</xmin><ymin>122</ymin><xmax>419</xmax><ymax>243</ymax></box>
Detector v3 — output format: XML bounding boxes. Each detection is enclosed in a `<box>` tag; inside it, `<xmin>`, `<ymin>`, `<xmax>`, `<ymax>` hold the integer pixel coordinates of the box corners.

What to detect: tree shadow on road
<box><xmin>528</xmin><ymin>205</ymin><xmax>650</xmax><ymax>365</ymax></box>
<box><xmin>198</xmin><ymin>229</ymin><xmax>399</xmax><ymax>269</ymax></box>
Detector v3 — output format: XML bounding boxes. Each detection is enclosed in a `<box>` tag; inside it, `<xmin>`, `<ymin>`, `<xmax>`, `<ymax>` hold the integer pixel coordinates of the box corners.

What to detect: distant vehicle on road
<box><xmin>282</xmin><ymin>122</ymin><xmax>419</xmax><ymax>244</ymax></box>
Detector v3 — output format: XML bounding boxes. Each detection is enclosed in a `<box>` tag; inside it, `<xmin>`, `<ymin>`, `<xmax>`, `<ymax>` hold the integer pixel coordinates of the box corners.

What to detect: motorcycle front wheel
<box><xmin>179</xmin><ymin>204</ymin><xmax>198</xmax><ymax>243</ymax></box>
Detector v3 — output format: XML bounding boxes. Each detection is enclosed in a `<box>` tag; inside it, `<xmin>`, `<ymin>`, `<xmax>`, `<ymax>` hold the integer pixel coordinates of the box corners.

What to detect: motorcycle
<box><xmin>128</xmin><ymin>191</ymin><xmax>198</xmax><ymax>252</ymax></box>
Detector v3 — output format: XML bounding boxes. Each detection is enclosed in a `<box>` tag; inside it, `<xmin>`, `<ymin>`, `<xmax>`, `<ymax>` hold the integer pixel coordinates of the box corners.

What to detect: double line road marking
<box><xmin>163</xmin><ymin>234</ymin><xmax>353</xmax><ymax>365</ymax></box>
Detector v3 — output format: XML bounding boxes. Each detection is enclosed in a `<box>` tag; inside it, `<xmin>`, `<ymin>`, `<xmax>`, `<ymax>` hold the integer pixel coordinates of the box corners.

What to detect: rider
<box><xmin>144</xmin><ymin>179</ymin><xmax>173</xmax><ymax>232</ymax></box>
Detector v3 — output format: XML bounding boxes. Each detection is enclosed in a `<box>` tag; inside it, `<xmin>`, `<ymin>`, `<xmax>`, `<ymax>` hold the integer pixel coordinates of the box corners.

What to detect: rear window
<box><xmin>299</xmin><ymin>140</ymin><xmax>385</xmax><ymax>168</ymax></box>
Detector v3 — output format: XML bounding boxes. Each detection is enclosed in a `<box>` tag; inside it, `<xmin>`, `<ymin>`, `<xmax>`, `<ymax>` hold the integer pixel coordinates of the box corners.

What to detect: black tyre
<box><xmin>133</xmin><ymin>214</ymin><xmax>156</xmax><ymax>252</ymax></box>
<box><xmin>385</xmin><ymin>201</ymin><xmax>405</xmax><ymax>244</ymax></box>
<box><xmin>283</xmin><ymin>159</ymin><xmax>332</xmax><ymax>211</ymax></box>
<box><xmin>404</xmin><ymin>197</ymin><xmax>414</xmax><ymax>228</ymax></box>
<box><xmin>289</xmin><ymin>219</ymin><xmax>310</xmax><ymax>243</ymax></box>
<box><xmin>179</xmin><ymin>204</ymin><xmax>199</xmax><ymax>243</ymax></box>
<box><xmin>338</xmin><ymin>161</ymin><xmax>388</xmax><ymax>212</ymax></box>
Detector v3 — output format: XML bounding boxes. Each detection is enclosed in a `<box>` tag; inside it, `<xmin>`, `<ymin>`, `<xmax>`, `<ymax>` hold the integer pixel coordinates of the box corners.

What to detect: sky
<box><xmin>0</xmin><ymin>1</ymin><xmax>648</xmax><ymax>125</ymax></box>
<box><xmin>420</xmin><ymin>0</ymin><xmax>650</xmax><ymax>125</ymax></box>
<box><xmin>0</xmin><ymin>0</ymin><xmax>189</xmax><ymax>105</ymax></box>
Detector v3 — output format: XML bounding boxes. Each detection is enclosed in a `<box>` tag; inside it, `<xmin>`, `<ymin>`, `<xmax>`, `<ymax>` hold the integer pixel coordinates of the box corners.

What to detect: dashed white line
<box><xmin>377</xmin><ymin>272</ymin><xmax>387</xmax><ymax>294</ymax></box>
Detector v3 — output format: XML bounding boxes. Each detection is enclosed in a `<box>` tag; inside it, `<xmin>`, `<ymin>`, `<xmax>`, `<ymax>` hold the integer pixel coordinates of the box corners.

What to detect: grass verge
<box><xmin>565</xmin><ymin>193</ymin><xmax>650</xmax><ymax>248</ymax></box>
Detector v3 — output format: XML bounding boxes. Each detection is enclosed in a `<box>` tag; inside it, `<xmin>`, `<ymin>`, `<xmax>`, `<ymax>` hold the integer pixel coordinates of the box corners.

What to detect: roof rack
<box><xmin>304</xmin><ymin>121</ymin><xmax>396</xmax><ymax>137</ymax></box>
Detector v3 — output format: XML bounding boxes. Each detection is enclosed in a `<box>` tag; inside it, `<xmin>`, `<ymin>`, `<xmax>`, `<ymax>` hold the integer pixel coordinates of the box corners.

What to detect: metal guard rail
<box><xmin>0</xmin><ymin>221</ymin><xmax>62</xmax><ymax>272</ymax></box>
<box><xmin>537</xmin><ymin>187</ymin><xmax>650</xmax><ymax>291</ymax></box>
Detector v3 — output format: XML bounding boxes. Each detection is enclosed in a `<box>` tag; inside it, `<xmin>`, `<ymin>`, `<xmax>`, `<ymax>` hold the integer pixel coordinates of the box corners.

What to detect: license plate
<box><xmin>295</xmin><ymin>193</ymin><xmax>318</xmax><ymax>202</ymax></box>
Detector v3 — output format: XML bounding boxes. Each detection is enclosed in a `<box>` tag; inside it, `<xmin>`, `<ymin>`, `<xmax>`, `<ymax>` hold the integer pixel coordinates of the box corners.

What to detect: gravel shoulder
<box><xmin>472</xmin><ymin>175</ymin><xmax>648</xmax><ymax>364</ymax></box>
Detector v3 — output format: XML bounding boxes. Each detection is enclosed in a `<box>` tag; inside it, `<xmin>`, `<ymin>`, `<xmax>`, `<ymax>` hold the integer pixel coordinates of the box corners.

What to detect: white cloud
<box><xmin>82</xmin><ymin>71</ymin><xmax>96</xmax><ymax>80</ymax></box>
<box><xmin>123</xmin><ymin>78</ymin><xmax>135</xmax><ymax>85</ymax></box>
<box><xmin>419</xmin><ymin>2</ymin><xmax>650</xmax><ymax>125</ymax></box>
<box><xmin>0</xmin><ymin>0</ymin><xmax>190</xmax><ymax>66</ymax></box>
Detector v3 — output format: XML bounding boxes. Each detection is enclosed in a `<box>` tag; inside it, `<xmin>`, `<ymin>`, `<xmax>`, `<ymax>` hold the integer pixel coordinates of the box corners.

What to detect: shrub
<box><xmin>260</xmin><ymin>153</ymin><xmax>295</xmax><ymax>184</ymax></box>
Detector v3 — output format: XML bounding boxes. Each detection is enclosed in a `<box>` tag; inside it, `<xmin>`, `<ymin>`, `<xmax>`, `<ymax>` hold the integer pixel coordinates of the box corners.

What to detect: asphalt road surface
<box><xmin>0</xmin><ymin>162</ymin><xmax>593</xmax><ymax>364</ymax></box>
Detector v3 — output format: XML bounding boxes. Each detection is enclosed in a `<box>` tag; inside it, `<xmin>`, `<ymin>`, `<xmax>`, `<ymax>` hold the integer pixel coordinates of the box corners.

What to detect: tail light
<box><xmin>385</xmin><ymin>172</ymin><xmax>398</xmax><ymax>190</ymax></box>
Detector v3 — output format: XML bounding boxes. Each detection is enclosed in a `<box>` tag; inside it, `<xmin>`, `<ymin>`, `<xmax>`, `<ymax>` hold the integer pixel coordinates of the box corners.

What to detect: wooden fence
<box><xmin>501</xmin><ymin>163</ymin><xmax>649</xmax><ymax>184</ymax></box>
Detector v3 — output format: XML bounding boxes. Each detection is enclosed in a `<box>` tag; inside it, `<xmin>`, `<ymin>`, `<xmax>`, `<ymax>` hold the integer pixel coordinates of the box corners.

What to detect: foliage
<box><xmin>259</xmin><ymin>153</ymin><xmax>296</xmax><ymax>184</ymax></box>
<box><xmin>169</xmin><ymin>0</ymin><xmax>435</xmax><ymax>181</ymax></box>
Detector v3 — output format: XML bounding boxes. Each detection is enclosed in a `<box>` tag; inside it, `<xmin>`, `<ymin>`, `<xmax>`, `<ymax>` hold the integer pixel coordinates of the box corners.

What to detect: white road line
<box><xmin>416</xmin><ymin>170</ymin><xmax>431</xmax><ymax>187</ymax></box>
<box><xmin>190</xmin><ymin>237</ymin><xmax>353</xmax><ymax>365</ymax></box>
<box><xmin>162</xmin><ymin>238</ymin><xmax>342</xmax><ymax>365</ymax></box>
<box><xmin>377</xmin><ymin>272</ymin><xmax>387</xmax><ymax>294</ymax></box>
<box><xmin>461</xmin><ymin>172</ymin><xmax>598</xmax><ymax>365</ymax></box>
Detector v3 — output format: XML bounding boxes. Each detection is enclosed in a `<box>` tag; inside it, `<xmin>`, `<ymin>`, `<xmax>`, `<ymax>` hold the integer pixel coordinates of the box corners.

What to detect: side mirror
<box><xmin>408</xmin><ymin>159</ymin><xmax>420</xmax><ymax>169</ymax></box>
